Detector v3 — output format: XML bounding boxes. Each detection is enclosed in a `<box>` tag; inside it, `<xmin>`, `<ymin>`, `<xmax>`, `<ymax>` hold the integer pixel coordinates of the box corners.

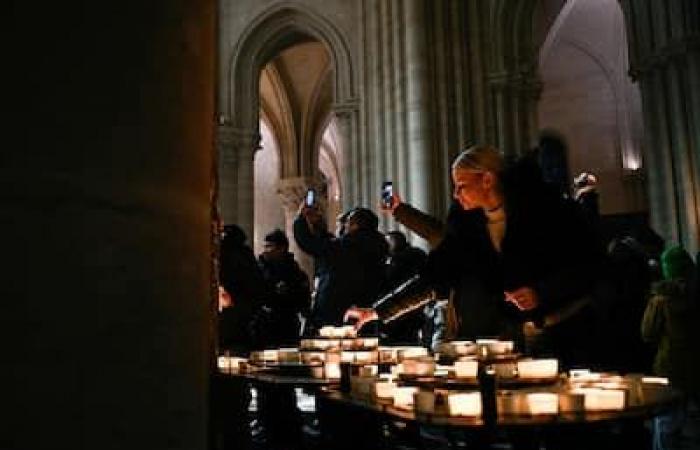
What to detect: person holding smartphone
<box><xmin>345</xmin><ymin>145</ymin><xmax>607</xmax><ymax>369</ymax></box>
<box><xmin>292</xmin><ymin>196</ymin><xmax>388</xmax><ymax>333</ymax></box>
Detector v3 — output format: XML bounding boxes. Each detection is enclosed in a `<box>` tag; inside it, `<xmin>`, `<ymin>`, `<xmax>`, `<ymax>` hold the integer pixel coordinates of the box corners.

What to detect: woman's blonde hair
<box><xmin>451</xmin><ymin>145</ymin><xmax>504</xmax><ymax>174</ymax></box>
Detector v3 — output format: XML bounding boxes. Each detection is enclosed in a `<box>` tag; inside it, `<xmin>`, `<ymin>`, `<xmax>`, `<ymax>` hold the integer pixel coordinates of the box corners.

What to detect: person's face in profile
<box><xmin>452</xmin><ymin>168</ymin><xmax>491</xmax><ymax>210</ymax></box>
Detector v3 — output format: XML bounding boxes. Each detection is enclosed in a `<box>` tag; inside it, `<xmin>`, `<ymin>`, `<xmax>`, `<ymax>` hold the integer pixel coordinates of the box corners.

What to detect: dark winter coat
<box><xmin>377</xmin><ymin>160</ymin><xmax>606</xmax><ymax>366</ymax></box>
<box><xmin>256</xmin><ymin>253</ymin><xmax>311</xmax><ymax>347</ymax></box>
<box><xmin>294</xmin><ymin>216</ymin><xmax>388</xmax><ymax>329</ymax></box>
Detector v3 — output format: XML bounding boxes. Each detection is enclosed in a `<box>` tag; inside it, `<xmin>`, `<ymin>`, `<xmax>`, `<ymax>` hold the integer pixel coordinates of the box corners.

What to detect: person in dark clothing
<box><xmin>294</xmin><ymin>204</ymin><xmax>388</xmax><ymax>331</ymax></box>
<box><xmin>642</xmin><ymin>245</ymin><xmax>700</xmax><ymax>450</ymax></box>
<box><xmin>254</xmin><ymin>229</ymin><xmax>310</xmax><ymax>450</ymax></box>
<box><xmin>382</xmin><ymin>231</ymin><xmax>428</xmax><ymax>344</ymax></box>
<box><xmin>214</xmin><ymin>224</ymin><xmax>268</xmax><ymax>450</ymax></box>
<box><xmin>254</xmin><ymin>229</ymin><xmax>311</xmax><ymax>348</ymax></box>
<box><xmin>346</xmin><ymin>145</ymin><xmax>606</xmax><ymax>369</ymax></box>
<box><xmin>218</xmin><ymin>224</ymin><xmax>268</xmax><ymax>355</ymax></box>
<box><xmin>596</xmin><ymin>235</ymin><xmax>655</xmax><ymax>373</ymax></box>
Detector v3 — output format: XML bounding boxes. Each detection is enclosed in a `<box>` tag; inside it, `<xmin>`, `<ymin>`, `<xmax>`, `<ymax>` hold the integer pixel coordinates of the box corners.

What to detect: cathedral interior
<box><xmin>4</xmin><ymin>0</ymin><xmax>698</xmax><ymax>449</ymax></box>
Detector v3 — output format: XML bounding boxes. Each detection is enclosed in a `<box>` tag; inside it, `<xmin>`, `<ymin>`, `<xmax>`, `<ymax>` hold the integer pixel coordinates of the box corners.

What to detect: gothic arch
<box><xmin>225</xmin><ymin>2</ymin><xmax>356</xmax><ymax>174</ymax></box>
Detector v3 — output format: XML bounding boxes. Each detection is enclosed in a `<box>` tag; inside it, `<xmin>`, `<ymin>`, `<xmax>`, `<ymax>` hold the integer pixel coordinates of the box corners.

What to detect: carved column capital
<box><xmin>277</xmin><ymin>176</ymin><xmax>323</xmax><ymax>211</ymax></box>
<box><xmin>217</xmin><ymin>125</ymin><xmax>261</xmax><ymax>164</ymax></box>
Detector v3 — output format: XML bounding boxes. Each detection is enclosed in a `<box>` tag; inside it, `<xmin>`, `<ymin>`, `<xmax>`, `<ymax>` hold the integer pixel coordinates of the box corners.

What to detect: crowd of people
<box><xmin>216</xmin><ymin>143</ymin><xmax>699</xmax><ymax>450</ymax></box>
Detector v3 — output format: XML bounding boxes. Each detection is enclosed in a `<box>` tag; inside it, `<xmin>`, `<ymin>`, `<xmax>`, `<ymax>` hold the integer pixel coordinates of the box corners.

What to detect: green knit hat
<box><xmin>660</xmin><ymin>245</ymin><xmax>695</xmax><ymax>281</ymax></box>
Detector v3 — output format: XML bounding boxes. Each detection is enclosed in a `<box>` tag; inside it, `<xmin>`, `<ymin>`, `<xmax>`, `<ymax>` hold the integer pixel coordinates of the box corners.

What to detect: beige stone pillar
<box><xmin>2</xmin><ymin>1</ymin><xmax>215</xmax><ymax>449</ymax></box>
<box><xmin>620</xmin><ymin>0</ymin><xmax>700</xmax><ymax>253</ymax></box>
<box><xmin>217</xmin><ymin>124</ymin><xmax>259</xmax><ymax>240</ymax></box>
<box><xmin>404</xmin><ymin>0</ymin><xmax>434</xmax><ymax>214</ymax></box>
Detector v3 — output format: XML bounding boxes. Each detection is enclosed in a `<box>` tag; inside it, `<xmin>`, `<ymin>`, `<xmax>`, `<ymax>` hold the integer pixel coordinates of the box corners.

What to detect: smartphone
<box><xmin>305</xmin><ymin>188</ymin><xmax>316</xmax><ymax>207</ymax></box>
<box><xmin>381</xmin><ymin>181</ymin><xmax>393</xmax><ymax>208</ymax></box>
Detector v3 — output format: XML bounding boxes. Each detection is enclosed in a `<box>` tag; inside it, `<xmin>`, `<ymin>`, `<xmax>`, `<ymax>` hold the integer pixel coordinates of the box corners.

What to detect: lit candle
<box><xmin>517</xmin><ymin>358</ymin><xmax>559</xmax><ymax>379</ymax></box>
<box><xmin>642</xmin><ymin>376</ymin><xmax>669</xmax><ymax>385</ymax></box>
<box><xmin>402</xmin><ymin>357</ymin><xmax>435</xmax><ymax>376</ymax></box>
<box><xmin>374</xmin><ymin>380</ymin><xmax>396</xmax><ymax>399</ymax></box>
<box><xmin>354</xmin><ymin>351</ymin><xmax>377</xmax><ymax>364</ymax></box>
<box><xmin>393</xmin><ymin>386</ymin><xmax>419</xmax><ymax>408</ymax></box>
<box><xmin>217</xmin><ymin>356</ymin><xmax>231</xmax><ymax>371</ymax></box>
<box><xmin>324</xmin><ymin>362</ymin><xmax>341</xmax><ymax>380</ymax></box>
<box><xmin>454</xmin><ymin>359</ymin><xmax>478</xmax><ymax>378</ymax></box>
<box><xmin>573</xmin><ymin>388</ymin><xmax>626</xmax><ymax>411</ymax></box>
<box><xmin>397</xmin><ymin>346</ymin><xmax>428</xmax><ymax>361</ymax></box>
<box><xmin>527</xmin><ymin>393</ymin><xmax>559</xmax><ymax>415</ymax></box>
<box><xmin>447</xmin><ymin>392</ymin><xmax>482</xmax><ymax>416</ymax></box>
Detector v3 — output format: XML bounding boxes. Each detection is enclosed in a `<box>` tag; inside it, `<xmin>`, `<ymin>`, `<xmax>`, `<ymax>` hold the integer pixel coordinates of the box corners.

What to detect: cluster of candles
<box><xmin>220</xmin><ymin>337</ymin><xmax>671</xmax><ymax>417</ymax></box>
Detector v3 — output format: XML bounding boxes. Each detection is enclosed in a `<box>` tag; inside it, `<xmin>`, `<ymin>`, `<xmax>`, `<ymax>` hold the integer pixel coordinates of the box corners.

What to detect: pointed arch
<box><xmin>224</xmin><ymin>2</ymin><xmax>356</xmax><ymax>156</ymax></box>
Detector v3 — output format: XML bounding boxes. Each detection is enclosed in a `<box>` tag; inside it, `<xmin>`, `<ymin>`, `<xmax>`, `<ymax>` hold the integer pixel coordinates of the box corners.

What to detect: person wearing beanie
<box><xmin>294</xmin><ymin>200</ymin><xmax>388</xmax><ymax>330</ymax></box>
<box><xmin>642</xmin><ymin>244</ymin><xmax>700</xmax><ymax>450</ymax></box>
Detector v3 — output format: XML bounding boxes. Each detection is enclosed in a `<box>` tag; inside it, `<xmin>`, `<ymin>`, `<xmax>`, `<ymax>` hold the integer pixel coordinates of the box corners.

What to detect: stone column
<box><xmin>277</xmin><ymin>177</ymin><xmax>319</xmax><ymax>280</ymax></box>
<box><xmin>333</xmin><ymin>102</ymin><xmax>359</xmax><ymax>211</ymax></box>
<box><xmin>620</xmin><ymin>0</ymin><xmax>700</xmax><ymax>253</ymax></box>
<box><xmin>217</xmin><ymin>124</ymin><xmax>259</xmax><ymax>240</ymax></box>
<box><xmin>217</xmin><ymin>123</ymin><xmax>238</xmax><ymax>223</ymax></box>
<box><xmin>2</xmin><ymin>1</ymin><xmax>214</xmax><ymax>449</ymax></box>
<box><xmin>488</xmin><ymin>71</ymin><xmax>541</xmax><ymax>157</ymax></box>
<box><xmin>404</xmin><ymin>0</ymin><xmax>434</xmax><ymax>214</ymax></box>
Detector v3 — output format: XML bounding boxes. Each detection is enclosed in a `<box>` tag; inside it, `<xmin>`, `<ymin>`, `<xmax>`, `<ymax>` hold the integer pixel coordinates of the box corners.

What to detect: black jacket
<box><xmin>256</xmin><ymin>253</ymin><xmax>311</xmax><ymax>347</ymax></box>
<box><xmin>294</xmin><ymin>216</ymin><xmax>388</xmax><ymax>328</ymax></box>
<box><xmin>375</xmin><ymin>160</ymin><xmax>606</xmax><ymax>363</ymax></box>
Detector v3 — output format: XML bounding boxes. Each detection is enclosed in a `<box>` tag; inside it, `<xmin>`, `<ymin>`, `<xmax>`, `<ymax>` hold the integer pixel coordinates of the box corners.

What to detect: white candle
<box><xmin>447</xmin><ymin>392</ymin><xmax>482</xmax><ymax>416</ymax></box>
<box><xmin>642</xmin><ymin>376</ymin><xmax>669</xmax><ymax>385</ymax></box>
<box><xmin>454</xmin><ymin>359</ymin><xmax>479</xmax><ymax>378</ymax></box>
<box><xmin>397</xmin><ymin>346</ymin><xmax>428</xmax><ymax>361</ymax></box>
<box><xmin>573</xmin><ymin>388</ymin><xmax>626</xmax><ymax>411</ymax></box>
<box><xmin>517</xmin><ymin>358</ymin><xmax>559</xmax><ymax>379</ymax></box>
<box><xmin>527</xmin><ymin>393</ymin><xmax>559</xmax><ymax>415</ymax></box>
<box><xmin>393</xmin><ymin>386</ymin><xmax>419</xmax><ymax>408</ymax></box>
<box><xmin>402</xmin><ymin>357</ymin><xmax>435</xmax><ymax>376</ymax></box>
<box><xmin>354</xmin><ymin>351</ymin><xmax>377</xmax><ymax>364</ymax></box>
<box><xmin>325</xmin><ymin>362</ymin><xmax>341</xmax><ymax>380</ymax></box>
<box><xmin>374</xmin><ymin>380</ymin><xmax>396</xmax><ymax>399</ymax></box>
<box><xmin>217</xmin><ymin>356</ymin><xmax>231</xmax><ymax>370</ymax></box>
<box><xmin>319</xmin><ymin>326</ymin><xmax>334</xmax><ymax>337</ymax></box>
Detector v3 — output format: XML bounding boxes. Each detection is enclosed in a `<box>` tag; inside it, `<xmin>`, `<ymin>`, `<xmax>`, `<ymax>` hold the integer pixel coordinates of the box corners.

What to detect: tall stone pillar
<box><xmin>2</xmin><ymin>1</ymin><xmax>215</xmax><ymax>449</ymax></box>
<box><xmin>404</xmin><ymin>0</ymin><xmax>434</xmax><ymax>214</ymax></box>
<box><xmin>620</xmin><ymin>0</ymin><xmax>700</xmax><ymax>253</ymax></box>
<box><xmin>277</xmin><ymin>177</ymin><xmax>318</xmax><ymax>280</ymax></box>
<box><xmin>333</xmin><ymin>102</ymin><xmax>360</xmax><ymax>211</ymax></box>
<box><xmin>488</xmin><ymin>71</ymin><xmax>542</xmax><ymax>157</ymax></box>
<box><xmin>217</xmin><ymin>124</ymin><xmax>259</xmax><ymax>240</ymax></box>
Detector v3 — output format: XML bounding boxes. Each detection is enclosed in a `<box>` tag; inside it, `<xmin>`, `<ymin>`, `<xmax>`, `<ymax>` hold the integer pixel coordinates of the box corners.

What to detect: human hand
<box><xmin>218</xmin><ymin>286</ymin><xmax>233</xmax><ymax>312</ymax></box>
<box><xmin>504</xmin><ymin>287</ymin><xmax>539</xmax><ymax>311</ymax></box>
<box><xmin>343</xmin><ymin>306</ymin><xmax>379</xmax><ymax>330</ymax></box>
<box><xmin>378</xmin><ymin>193</ymin><xmax>402</xmax><ymax>215</ymax></box>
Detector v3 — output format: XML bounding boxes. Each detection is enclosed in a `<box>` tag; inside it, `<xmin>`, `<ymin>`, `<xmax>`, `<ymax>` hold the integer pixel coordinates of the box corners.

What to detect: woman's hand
<box><xmin>504</xmin><ymin>287</ymin><xmax>539</xmax><ymax>311</ymax></box>
<box><xmin>343</xmin><ymin>307</ymin><xmax>379</xmax><ymax>330</ymax></box>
